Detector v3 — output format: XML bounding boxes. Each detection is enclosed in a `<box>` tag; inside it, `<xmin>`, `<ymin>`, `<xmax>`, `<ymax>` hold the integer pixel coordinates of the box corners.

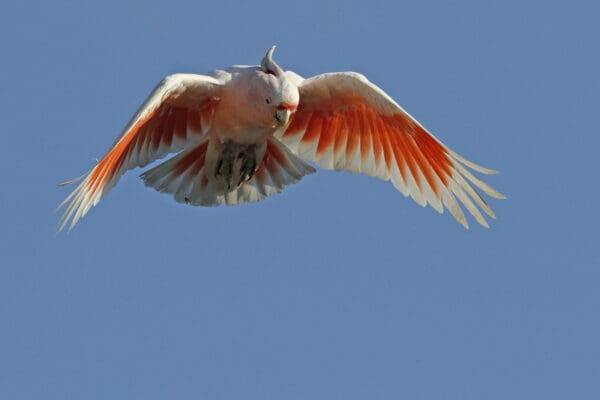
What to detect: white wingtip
<box><xmin>447</xmin><ymin>149</ymin><xmax>499</xmax><ymax>175</ymax></box>
<box><xmin>57</xmin><ymin>173</ymin><xmax>87</xmax><ymax>187</ymax></box>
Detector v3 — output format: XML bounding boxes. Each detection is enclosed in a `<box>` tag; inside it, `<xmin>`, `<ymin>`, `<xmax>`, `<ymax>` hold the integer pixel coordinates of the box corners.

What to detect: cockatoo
<box><xmin>57</xmin><ymin>46</ymin><xmax>504</xmax><ymax>232</ymax></box>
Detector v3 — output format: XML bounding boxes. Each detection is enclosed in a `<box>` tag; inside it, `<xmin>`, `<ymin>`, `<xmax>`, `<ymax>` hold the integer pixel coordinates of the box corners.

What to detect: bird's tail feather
<box><xmin>141</xmin><ymin>137</ymin><xmax>315</xmax><ymax>206</ymax></box>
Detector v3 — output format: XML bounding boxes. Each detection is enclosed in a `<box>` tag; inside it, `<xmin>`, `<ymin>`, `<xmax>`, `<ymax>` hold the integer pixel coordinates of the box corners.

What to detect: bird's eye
<box><xmin>265</xmin><ymin>98</ymin><xmax>271</xmax><ymax>104</ymax></box>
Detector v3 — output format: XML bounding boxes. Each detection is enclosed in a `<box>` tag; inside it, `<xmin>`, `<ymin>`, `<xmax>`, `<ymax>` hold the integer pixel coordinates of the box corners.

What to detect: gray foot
<box><xmin>214</xmin><ymin>141</ymin><xmax>258</xmax><ymax>190</ymax></box>
<box><xmin>214</xmin><ymin>140</ymin><xmax>236</xmax><ymax>189</ymax></box>
<box><xmin>237</xmin><ymin>144</ymin><xmax>257</xmax><ymax>186</ymax></box>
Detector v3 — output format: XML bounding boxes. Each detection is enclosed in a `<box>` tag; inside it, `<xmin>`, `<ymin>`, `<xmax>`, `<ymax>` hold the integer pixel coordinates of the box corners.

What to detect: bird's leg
<box><xmin>214</xmin><ymin>140</ymin><xmax>236</xmax><ymax>189</ymax></box>
<box><xmin>214</xmin><ymin>141</ymin><xmax>258</xmax><ymax>189</ymax></box>
<box><xmin>237</xmin><ymin>144</ymin><xmax>257</xmax><ymax>186</ymax></box>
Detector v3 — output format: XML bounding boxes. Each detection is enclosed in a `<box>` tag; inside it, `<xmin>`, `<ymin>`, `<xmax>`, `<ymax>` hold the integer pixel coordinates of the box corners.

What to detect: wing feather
<box><xmin>278</xmin><ymin>72</ymin><xmax>504</xmax><ymax>227</ymax></box>
<box><xmin>56</xmin><ymin>73</ymin><xmax>224</xmax><ymax>232</ymax></box>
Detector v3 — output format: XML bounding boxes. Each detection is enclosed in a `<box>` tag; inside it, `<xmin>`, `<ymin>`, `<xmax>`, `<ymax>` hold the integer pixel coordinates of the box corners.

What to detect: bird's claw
<box><xmin>214</xmin><ymin>141</ymin><xmax>257</xmax><ymax>190</ymax></box>
<box><xmin>214</xmin><ymin>140</ymin><xmax>236</xmax><ymax>189</ymax></box>
<box><xmin>237</xmin><ymin>144</ymin><xmax>257</xmax><ymax>186</ymax></box>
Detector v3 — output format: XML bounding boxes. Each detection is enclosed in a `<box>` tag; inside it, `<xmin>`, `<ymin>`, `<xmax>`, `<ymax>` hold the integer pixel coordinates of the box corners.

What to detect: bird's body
<box><xmin>57</xmin><ymin>47</ymin><xmax>504</xmax><ymax>232</ymax></box>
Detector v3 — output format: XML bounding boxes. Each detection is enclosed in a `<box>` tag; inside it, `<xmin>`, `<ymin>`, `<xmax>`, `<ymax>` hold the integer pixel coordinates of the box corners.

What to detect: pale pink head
<box><xmin>256</xmin><ymin>46</ymin><xmax>299</xmax><ymax>127</ymax></box>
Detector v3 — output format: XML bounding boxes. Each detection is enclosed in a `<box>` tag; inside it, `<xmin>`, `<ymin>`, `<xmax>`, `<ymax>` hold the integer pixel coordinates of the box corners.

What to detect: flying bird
<box><xmin>56</xmin><ymin>46</ymin><xmax>504</xmax><ymax>232</ymax></box>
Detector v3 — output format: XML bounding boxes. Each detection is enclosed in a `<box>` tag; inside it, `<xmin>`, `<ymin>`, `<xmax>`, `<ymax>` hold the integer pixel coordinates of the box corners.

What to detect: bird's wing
<box><xmin>56</xmin><ymin>73</ymin><xmax>225</xmax><ymax>232</ymax></box>
<box><xmin>277</xmin><ymin>72</ymin><xmax>504</xmax><ymax>228</ymax></box>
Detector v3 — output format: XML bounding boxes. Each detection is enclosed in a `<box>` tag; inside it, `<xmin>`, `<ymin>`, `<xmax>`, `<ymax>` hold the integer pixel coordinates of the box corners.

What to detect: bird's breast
<box><xmin>210</xmin><ymin>100</ymin><xmax>275</xmax><ymax>146</ymax></box>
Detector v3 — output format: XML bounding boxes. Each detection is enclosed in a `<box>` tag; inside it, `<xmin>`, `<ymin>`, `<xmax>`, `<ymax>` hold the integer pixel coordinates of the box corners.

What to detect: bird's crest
<box><xmin>261</xmin><ymin>46</ymin><xmax>283</xmax><ymax>76</ymax></box>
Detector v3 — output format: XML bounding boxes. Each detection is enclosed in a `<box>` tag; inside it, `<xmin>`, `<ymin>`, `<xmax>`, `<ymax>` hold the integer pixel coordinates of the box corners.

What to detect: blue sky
<box><xmin>1</xmin><ymin>0</ymin><xmax>599</xmax><ymax>398</ymax></box>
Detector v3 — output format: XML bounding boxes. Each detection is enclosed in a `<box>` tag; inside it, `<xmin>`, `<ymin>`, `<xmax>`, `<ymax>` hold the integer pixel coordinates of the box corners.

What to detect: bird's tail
<box><xmin>141</xmin><ymin>137</ymin><xmax>315</xmax><ymax>206</ymax></box>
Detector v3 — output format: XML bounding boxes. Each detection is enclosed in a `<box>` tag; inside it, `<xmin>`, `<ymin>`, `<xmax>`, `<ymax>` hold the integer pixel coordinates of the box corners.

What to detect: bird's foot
<box><xmin>237</xmin><ymin>144</ymin><xmax>257</xmax><ymax>186</ymax></box>
<box><xmin>214</xmin><ymin>141</ymin><xmax>257</xmax><ymax>190</ymax></box>
<box><xmin>214</xmin><ymin>140</ymin><xmax>236</xmax><ymax>189</ymax></box>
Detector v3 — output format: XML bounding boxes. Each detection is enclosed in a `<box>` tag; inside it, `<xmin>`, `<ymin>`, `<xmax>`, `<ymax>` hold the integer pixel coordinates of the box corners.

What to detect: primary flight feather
<box><xmin>56</xmin><ymin>46</ymin><xmax>504</xmax><ymax>232</ymax></box>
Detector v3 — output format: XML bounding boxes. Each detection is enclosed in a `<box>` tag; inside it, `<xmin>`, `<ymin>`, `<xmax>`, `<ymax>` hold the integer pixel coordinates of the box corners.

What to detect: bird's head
<box><xmin>257</xmin><ymin>46</ymin><xmax>299</xmax><ymax>128</ymax></box>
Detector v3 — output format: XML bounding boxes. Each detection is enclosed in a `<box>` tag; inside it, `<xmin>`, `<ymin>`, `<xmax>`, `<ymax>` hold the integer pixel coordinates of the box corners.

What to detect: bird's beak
<box><xmin>275</xmin><ymin>109</ymin><xmax>292</xmax><ymax>126</ymax></box>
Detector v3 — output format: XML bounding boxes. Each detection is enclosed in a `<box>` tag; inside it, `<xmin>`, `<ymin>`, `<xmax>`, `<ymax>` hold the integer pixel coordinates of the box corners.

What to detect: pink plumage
<box><xmin>56</xmin><ymin>46</ymin><xmax>504</xmax><ymax>232</ymax></box>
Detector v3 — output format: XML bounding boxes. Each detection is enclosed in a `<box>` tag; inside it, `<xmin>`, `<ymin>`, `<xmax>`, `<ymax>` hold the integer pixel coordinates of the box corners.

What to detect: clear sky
<box><xmin>1</xmin><ymin>0</ymin><xmax>599</xmax><ymax>399</ymax></box>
